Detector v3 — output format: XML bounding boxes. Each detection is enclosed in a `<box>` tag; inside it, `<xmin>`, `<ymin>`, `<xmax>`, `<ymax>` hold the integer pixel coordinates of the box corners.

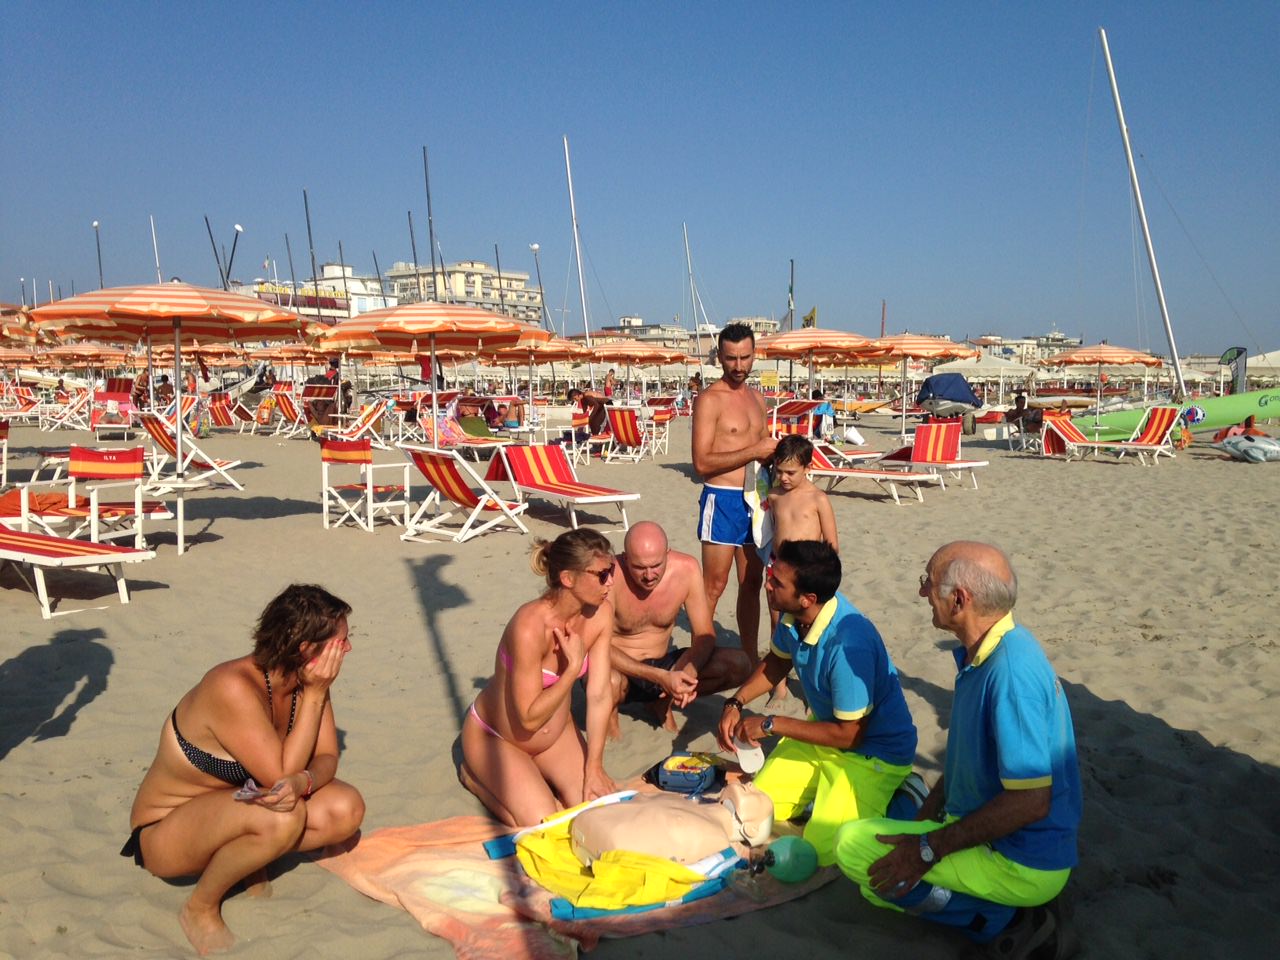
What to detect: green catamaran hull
<box><xmin>1074</xmin><ymin>389</ymin><xmax>1280</xmax><ymax>439</ymax></box>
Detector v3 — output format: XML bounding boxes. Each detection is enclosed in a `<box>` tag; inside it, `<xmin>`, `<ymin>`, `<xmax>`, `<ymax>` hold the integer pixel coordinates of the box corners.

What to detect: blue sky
<box><xmin>3</xmin><ymin>1</ymin><xmax>1277</xmax><ymax>356</ymax></box>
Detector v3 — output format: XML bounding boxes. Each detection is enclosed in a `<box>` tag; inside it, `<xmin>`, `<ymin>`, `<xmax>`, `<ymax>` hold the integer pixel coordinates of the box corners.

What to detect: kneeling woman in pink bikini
<box><xmin>461</xmin><ymin>528</ymin><xmax>618</xmax><ymax>826</ymax></box>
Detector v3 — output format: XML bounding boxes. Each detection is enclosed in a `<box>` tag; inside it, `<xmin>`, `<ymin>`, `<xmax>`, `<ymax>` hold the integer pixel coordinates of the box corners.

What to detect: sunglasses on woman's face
<box><xmin>583</xmin><ymin>563</ymin><xmax>616</xmax><ymax>585</ymax></box>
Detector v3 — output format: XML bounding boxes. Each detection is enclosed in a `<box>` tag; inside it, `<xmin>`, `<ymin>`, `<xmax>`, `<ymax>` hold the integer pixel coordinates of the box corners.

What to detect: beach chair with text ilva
<box><xmin>876</xmin><ymin>420</ymin><xmax>989</xmax><ymax>490</ymax></box>
<box><xmin>491</xmin><ymin>443</ymin><xmax>639</xmax><ymax>531</ymax></box>
<box><xmin>320</xmin><ymin>438</ymin><xmax>411</xmax><ymax>532</ymax></box>
<box><xmin>807</xmin><ymin>444</ymin><xmax>942</xmax><ymax>506</ymax></box>
<box><xmin>1042</xmin><ymin>405</ymin><xmax>1181</xmax><ymax>466</ymax></box>
<box><xmin>5</xmin><ymin>445</ymin><xmax>174</xmax><ymax>549</ymax></box>
<box><xmin>0</xmin><ymin>525</ymin><xmax>157</xmax><ymax>619</ymax></box>
<box><xmin>398</xmin><ymin>444</ymin><xmax>528</xmax><ymax>544</ymax></box>
<box><xmin>603</xmin><ymin>406</ymin><xmax>650</xmax><ymax>463</ymax></box>
<box><xmin>139</xmin><ymin>412</ymin><xmax>245</xmax><ymax>490</ymax></box>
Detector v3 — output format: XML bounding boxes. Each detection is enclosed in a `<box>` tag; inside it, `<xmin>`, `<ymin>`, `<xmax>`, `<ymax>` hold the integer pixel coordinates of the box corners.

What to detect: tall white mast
<box><xmin>683</xmin><ymin>222</ymin><xmax>704</xmax><ymax>365</ymax></box>
<box><xmin>563</xmin><ymin>136</ymin><xmax>594</xmax><ymax>387</ymax></box>
<box><xmin>1098</xmin><ymin>27</ymin><xmax>1187</xmax><ymax>399</ymax></box>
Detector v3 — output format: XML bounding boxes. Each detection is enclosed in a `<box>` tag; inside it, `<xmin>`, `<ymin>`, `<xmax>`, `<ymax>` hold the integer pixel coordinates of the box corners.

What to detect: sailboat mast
<box><xmin>1098</xmin><ymin>27</ymin><xmax>1188</xmax><ymax>399</ymax></box>
<box><xmin>563</xmin><ymin>136</ymin><xmax>592</xmax><ymax>351</ymax></box>
<box><xmin>683</xmin><ymin>223</ymin><xmax>703</xmax><ymax>365</ymax></box>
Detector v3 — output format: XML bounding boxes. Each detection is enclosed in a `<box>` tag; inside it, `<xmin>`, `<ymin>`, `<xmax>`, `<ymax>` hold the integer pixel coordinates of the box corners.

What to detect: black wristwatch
<box><xmin>761</xmin><ymin>716</ymin><xmax>775</xmax><ymax>736</ymax></box>
<box><xmin>723</xmin><ymin>697</ymin><xmax>744</xmax><ymax>713</ymax></box>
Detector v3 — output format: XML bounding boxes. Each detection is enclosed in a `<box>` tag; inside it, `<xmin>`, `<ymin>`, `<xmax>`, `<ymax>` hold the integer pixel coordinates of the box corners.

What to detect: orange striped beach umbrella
<box><xmin>756</xmin><ymin>327</ymin><xmax>881</xmax><ymax>396</ymax></box>
<box><xmin>1038</xmin><ymin>342</ymin><xmax>1163</xmax><ymax>426</ymax></box>
<box><xmin>29</xmin><ymin>282</ymin><xmax>310</xmax><ymax>476</ymax></box>
<box><xmin>318</xmin><ymin>302</ymin><xmax>540</xmax><ymax>420</ymax></box>
<box><xmin>863</xmin><ymin>334</ymin><xmax>980</xmax><ymax>436</ymax></box>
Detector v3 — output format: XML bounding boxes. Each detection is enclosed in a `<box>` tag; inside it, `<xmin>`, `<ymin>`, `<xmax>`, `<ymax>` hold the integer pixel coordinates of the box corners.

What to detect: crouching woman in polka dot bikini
<box><xmin>123</xmin><ymin>584</ymin><xmax>365</xmax><ymax>956</ymax></box>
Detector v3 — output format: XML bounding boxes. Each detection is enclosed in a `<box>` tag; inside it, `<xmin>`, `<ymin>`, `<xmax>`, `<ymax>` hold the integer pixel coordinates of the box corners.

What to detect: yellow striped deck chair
<box><xmin>807</xmin><ymin>444</ymin><xmax>942</xmax><ymax>506</ymax></box>
<box><xmin>0</xmin><ymin>525</ymin><xmax>156</xmax><ymax>619</ymax></box>
<box><xmin>603</xmin><ymin>406</ymin><xmax>649</xmax><ymax>462</ymax></box>
<box><xmin>491</xmin><ymin>443</ymin><xmax>638</xmax><ymax>530</ymax></box>
<box><xmin>320</xmin><ymin>438</ymin><xmax>410</xmax><ymax>532</ymax></box>
<box><xmin>399</xmin><ymin>444</ymin><xmax>528</xmax><ymax>544</ymax></box>
<box><xmin>1041</xmin><ymin>405</ymin><xmax>1180</xmax><ymax>466</ymax></box>
<box><xmin>877</xmin><ymin>420</ymin><xmax>989</xmax><ymax>489</ymax></box>
<box><xmin>139</xmin><ymin>412</ymin><xmax>244</xmax><ymax>490</ymax></box>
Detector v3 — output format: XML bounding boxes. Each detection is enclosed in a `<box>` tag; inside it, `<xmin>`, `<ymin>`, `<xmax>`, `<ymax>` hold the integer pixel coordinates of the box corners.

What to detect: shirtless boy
<box><xmin>691</xmin><ymin>323</ymin><xmax>778</xmax><ymax>672</ymax></box>
<box><xmin>608</xmin><ymin>521</ymin><xmax>751</xmax><ymax>733</ymax></box>
<box><xmin>767</xmin><ymin>435</ymin><xmax>838</xmax><ymax>555</ymax></box>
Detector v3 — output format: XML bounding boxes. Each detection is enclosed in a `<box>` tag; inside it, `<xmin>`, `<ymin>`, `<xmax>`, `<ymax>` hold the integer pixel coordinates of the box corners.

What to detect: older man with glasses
<box><xmin>835</xmin><ymin>541</ymin><xmax>1081</xmax><ymax>958</ymax></box>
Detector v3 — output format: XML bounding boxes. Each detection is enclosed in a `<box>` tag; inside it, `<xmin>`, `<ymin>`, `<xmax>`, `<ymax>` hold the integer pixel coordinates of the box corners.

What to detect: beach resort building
<box><xmin>234</xmin><ymin>263</ymin><xmax>397</xmax><ymax>322</ymax></box>
<box><xmin>384</xmin><ymin>260</ymin><xmax>544</xmax><ymax>324</ymax></box>
<box><xmin>973</xmin><ymin>329</ymin><xmax>1083</xmax><ymax>364</ymax></box>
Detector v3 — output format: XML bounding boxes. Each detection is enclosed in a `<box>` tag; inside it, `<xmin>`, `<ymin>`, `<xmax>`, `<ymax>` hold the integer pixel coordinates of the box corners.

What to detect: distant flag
<box><xmin>802</xmin><ymin>307</ymin><xmax>817</xmax><ymax>328</ymax></box>
<box><xmin>263</xmin><ymin>256</ymin><xmax>270</xmax><ymax>272</ymax></box>
<box><xmin>1220</xmin><ymin>346</ymin><xmax>1247</xmax><ymax>395</ymax></box>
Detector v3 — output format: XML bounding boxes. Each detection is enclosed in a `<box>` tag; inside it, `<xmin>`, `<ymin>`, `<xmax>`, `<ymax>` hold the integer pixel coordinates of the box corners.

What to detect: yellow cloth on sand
<box><xmin>515</xmin><ymin>802</ymin><xmax>709</xmax><ymax>911</ymax></box>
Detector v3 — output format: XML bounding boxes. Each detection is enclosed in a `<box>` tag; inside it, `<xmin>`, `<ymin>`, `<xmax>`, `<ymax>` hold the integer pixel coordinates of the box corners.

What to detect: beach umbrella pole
<box><xmin>173</xmin><ymin>320</ymin><xmax>184</xmax><ymax>478</ymax></box>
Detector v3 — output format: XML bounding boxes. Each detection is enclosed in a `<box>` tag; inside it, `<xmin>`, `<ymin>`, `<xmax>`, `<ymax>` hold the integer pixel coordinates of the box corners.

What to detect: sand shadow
<box><xmin>404</xmin><ymin>554</ymin><xmax>472</xmax><ymax>737</ymax></box>
<box><xmin>183</xmin><ymin>495</ymin><xmax>316</xmax><ymax>522</ymax></box>
<box><xmin>0</xmin><ymin>627</ymin><xmax>113</xmax><ymax>761</ymax></box>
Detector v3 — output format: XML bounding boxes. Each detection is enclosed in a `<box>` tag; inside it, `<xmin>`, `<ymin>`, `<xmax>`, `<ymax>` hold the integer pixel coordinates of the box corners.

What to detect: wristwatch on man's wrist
<box><xmin>919</xmin><ymin>833</ymin><xmax>940</xmax><ymax>865</ymax></box>
<box><xmin>761</xmin><ymin>716</ymin><xmax>775</xmax><ymax>736</ymax></box>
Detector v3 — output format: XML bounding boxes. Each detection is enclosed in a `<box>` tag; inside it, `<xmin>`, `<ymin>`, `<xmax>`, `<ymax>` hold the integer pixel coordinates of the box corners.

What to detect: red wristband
<box><xmin>302</xmin><ymin>769</ymin><xmax>314</xmax><ymax>798</ymax></box>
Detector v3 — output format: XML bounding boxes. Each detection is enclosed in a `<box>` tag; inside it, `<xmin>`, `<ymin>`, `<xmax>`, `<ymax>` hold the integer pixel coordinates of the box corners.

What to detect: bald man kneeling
<box><xmin>607</xmin><ymin>521</ymin><xmax>751</xmax><ymax>735</ymax></box>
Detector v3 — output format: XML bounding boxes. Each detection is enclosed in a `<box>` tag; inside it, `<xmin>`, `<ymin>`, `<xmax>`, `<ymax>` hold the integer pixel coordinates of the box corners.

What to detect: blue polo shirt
<box><xmin>944</xmin><ymin>614</ymin><xmax>1082</xmax><ymax>871</ymax></box>
<box><xmin>771</xmin><ymin>593</ymin><xmax>917</xmax><ymax>766</ymax></box>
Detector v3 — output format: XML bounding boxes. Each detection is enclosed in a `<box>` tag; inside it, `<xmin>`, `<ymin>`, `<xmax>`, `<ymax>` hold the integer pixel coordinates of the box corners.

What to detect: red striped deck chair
<box><xmin>0</xmin><ymin>420</ymin><xmax>8</xmax><ymax>486</ymax></box>
<box><xmin>320</xmin><ymin>438</ymin><xmax>410</xmax><ymax>532</ymax></box>
<box><xmin>877</xmin><ymin>421</ymin><xmax>989</xmax><ymax>489</ymax></box>
<box><xmin>807</xmin><ymin>444</ymin><xmax>941</xmax><ymax>505</ymax></box>
<box><xmin>40</xmin><ymin>388</ymin><xmax>92</xmax><ymax>431</ymax></box>
<box><xmin>603</xmin><ymin>406</ymin><xmax>650</xmax><ymax>462</ymax></box>
<box><xmin>207</xmin><ymin>395</ymin><xmax>235</xmax><ymax>429</ymax></box>
<box><xmin>645</xmin><ymin>406</ymin><xmax>676</xmax><ymax>456</ymax></box>
<box><xmin>0</xmin><ymin>524</ymin><xmax>156</xmax><ymax>619</ymax></box>
<box><xmin>813</xmin><ymin>438</ymin><xmax>883</xmax><ymax>466</ymax></box>
<box><xmin>769</xmin><ymin>399</ymin><xmax>823</xmax><ymax>438</ymax></box>
<box><xmin>317</xmin><ymin>400</ymin><xmax>392</xmax><ymax>449</ymax></box>
<box><xmin>272</xmin><ymin>392</ymin><xmax>311</xmax><ymax>438</ymax></box>
<box><xmin>0</xmin><ymin>392</ymin><xmax>41</xmax><ymax>425</ymax></box>
<box><xmin>398</xmin><ymin>444</ymin><xmax>528</xmax><ymax>544</ymax></box>
<box><xmin>139</xmin><ymin>413</ymin><xmax>244</xmax><ymax>490</ymax></box>
<box><xmin>490</xmin><ymin>443</ymin><xmax>639</xmax><ymax>530</ymax></box>
<box><xmin>1042</xmin><ymin>405</ymin><xmax>1181</xmax><ymax>466</ymax></box>
<box><xmin>156</xmin><ymin>394</ymin><xmax>199</xmax><ymax>430</ymax></box>
<box><xmin>6</xmin><ymin>445</ymin><xmax>174</xmax><ymax>548</ymax></box>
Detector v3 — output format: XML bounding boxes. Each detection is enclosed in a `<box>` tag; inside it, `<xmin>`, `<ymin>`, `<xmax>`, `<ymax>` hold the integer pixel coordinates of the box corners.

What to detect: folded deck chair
<box><xmin>399</xmin><ymin>444</ymin><xmax>529</xmax><ymax>544</ymax></box>
<box><xmin>489</xmin><ymin>443</ymin><xmax>639</xmax><ymax>530</ymax></box>
<box><xmin>807</xmin><ymin>445</ymin><xmax>941</xmax><ymax>505</ymax></box>
<box><xmin>813</xmin><ymin>439</ymin><xmax>883</xmax><ymax>466</ymax></box>
<box><xmin>876</xmin><ymin>421</ymin><xmax>989</xmax><ymax>489</ymax></box>
<box><xmin>320</xmin><ymin>438</ymin><xmax>411</xmax><ymax>532</ymax></box>
<box><xmin>0</xmin><ymin>524</ymin><xmax>157</xmax><ymax>619</ymax></box>
<box><xmin>5</xmin><ymin>446</ymin><xmax>174</xmax><ymax>549</ymax></box>
<box><xmin>1041</xmin><ymin>405</ymin><xmax>1181</xmax><ymax>466</ymax></box>
<box><xmin>0</xmin><ymin>392</ymin><xmax>42</xmax><ymax>425</ymax></box>
<box><xmin>138</xmin><ymin>412</ymin><xmax>244</xmax><ymax>490</ymax></box>
<box><xmin>603</xmin><ymin>406</ymin><xmax>650</xmax><ymax>462</ymax></box>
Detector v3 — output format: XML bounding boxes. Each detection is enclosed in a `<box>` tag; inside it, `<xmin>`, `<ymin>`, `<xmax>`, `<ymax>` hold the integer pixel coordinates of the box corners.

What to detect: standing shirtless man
<box><xmin>691</xmin><ymin>323</ymin><xmax>778</xmax><ymax>680</ymax></box>
<box><xmin>608</xmin><ymin>521</ymin><xmax>752</xmax><ymax>734</ymax></box>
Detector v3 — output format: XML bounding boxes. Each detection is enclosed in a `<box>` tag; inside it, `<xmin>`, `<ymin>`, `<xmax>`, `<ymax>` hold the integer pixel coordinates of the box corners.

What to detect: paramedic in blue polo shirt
<box><xmin>834</xmin><ymin>541</ymin><xmax>1081</xmax><ymax>956</ymax></box>
<box><xmin>717</xmin><ymin>539</ymin><xmax>917</xmax><ymax>865</ymax></box>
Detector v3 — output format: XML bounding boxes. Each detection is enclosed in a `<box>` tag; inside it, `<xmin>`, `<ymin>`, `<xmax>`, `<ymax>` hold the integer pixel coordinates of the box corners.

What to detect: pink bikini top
<box><xmin>498</xmin><ymin>645</ymin><xmax>588</xmax><ymax>688</ymax></box>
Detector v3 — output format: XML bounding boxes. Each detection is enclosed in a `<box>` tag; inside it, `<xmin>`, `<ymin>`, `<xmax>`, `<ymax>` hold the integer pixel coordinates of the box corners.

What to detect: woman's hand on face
<box><xmin>551</xmin><ymin>625</ymin><xmax>586</xmax><ymax>673</ymax></box>
<box><xmin>299</xmin><ymin>636</ymin><xmax>348</xmax><ymax>692</ymax></box>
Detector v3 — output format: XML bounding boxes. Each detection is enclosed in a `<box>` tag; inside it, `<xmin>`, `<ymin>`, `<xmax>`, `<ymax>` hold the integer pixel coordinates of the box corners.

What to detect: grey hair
<box><xmin>937</xmin><ymin>552</ymin><xmax>1017</xmax><ymax>615</ymax></box>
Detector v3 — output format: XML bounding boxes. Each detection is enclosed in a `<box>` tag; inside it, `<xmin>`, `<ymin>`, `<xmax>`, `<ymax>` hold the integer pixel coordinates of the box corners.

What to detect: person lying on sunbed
<box><xmin>460</xmin><ymin>528</ymin><xmax>618</xmax><ymax>826</ymax></box>
<box><xmin>122</xmin><ymin>584</ymin><xmax>364</xmax><ymax>956</ymax></box>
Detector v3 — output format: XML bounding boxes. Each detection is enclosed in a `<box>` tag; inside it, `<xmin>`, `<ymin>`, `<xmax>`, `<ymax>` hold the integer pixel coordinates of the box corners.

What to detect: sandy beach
<box><xmin>1</xmin><ymin>414</ymin><xmax>1276</xmax><ymax>959</ymax></box>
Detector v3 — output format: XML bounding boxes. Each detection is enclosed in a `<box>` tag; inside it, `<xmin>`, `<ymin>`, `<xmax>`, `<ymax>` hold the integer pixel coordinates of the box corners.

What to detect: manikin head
<box><xmin>721</xmin><ymin>781</ymin><xmax>775</xmax><ymax>847</ymax></box>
